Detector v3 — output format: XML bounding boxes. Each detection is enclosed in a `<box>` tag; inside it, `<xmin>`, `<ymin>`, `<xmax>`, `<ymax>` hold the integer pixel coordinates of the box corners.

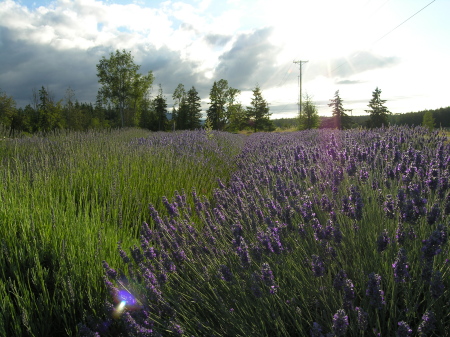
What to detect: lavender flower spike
<box><xmin>396</xmin><ymin>321</ymin><xmax>412</xmax><ymax>337</ymax></box>
<box><xmin>332</xmin><ymin>309</ymin><xmax>349</xmax><ymax>336</ymax></box>
<box><xmin>311</xmin><ymin>255</ymin><xmax>325</xmax><ymax>277</ymax></box>
<box><xmin>310</xmin><ymin>322</ymin><xmax>324</xmax><ymax>337</ymax></box>
<box><xmin>366</xmin><ymin>273</ymin><xmax>385</xmax><ymax>309</ymax></box>
<box><xmin>417</xmin><ymin>310</ymin><xmax>436</xmax><ymax>337</ymax></box>
<box><xmin>392</xmin><ymin>248</ymin><xmax>410</xmax><ymax>283</ymax></box>
<box><xmin>355</xmin><ymin>307</ymin><xmax>368</xmax><ymax>331</ymax></box>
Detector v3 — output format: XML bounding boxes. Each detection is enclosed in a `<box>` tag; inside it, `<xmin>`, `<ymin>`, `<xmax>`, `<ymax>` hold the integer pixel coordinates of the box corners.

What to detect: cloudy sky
<box><xmin>0</xmin><ymin>0</ymin><xmax>448</xmax><ymax>118</ymax></box>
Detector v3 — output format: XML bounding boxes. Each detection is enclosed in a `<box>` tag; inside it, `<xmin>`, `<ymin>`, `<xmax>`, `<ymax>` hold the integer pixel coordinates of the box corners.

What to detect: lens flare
<box><xmin>112</xmin><ymin>289</ymin><xmax>140</xmax><ymax>319</ymax></box>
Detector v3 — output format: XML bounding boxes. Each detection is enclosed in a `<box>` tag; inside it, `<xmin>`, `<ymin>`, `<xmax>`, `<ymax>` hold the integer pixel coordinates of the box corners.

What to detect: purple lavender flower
<box><xmin>236</xmin><ymin>237</ymin><xmax>251</xmax><ymax>269</ymax></box>
<box><xmin>169</xmin><ymin>322</ymin><xmax>184</xmax><ymax>335</ymax></box>
<box><xmin>383</xmin><ymin>194</ymin><xmax>396</xmax><ymax>219</ymax></box>
<box><xmin>397</xmin><ymin>321</ymin><xmax>412</xmax><ymax>337</ymax></box>
<box><xmin>392</xmin><ymin>248</ymin><xmax>410</xmax><ymax>283</ymax></box>
<box><xmin>425</xmin><ymin>166</ymin><xmax>439</xmax><ymax>191</ymax></box>
<box><xmin>366</xmin><ymin>273</ymin><xmax>385</xmax><ymax>309</ymax></box>
<box><xmin>332</xmin><ymin>309</ymin><xmax>349</xmax><ymax>336</ymax></box>
<box><xmin>417</xmin><ymin>310</ymin><xmax>436</xmax><ymax>336</ymax></box>
<box><xmin>426</xmin><ymin>203</ymin><xmax>441</xmax><ymax>225</ymax></box>
<box><xmin>421</xmin><ymin>224</ymin><xmax>448</xmax><ymax>259</ymax></box>
<box><xmin>333</xmin><ymin>222</ymin><xmax>343</xmax><ymax>244</ymax></box>
<box><xmin>311</xmin><ymin>255</ymin><xmax>325</xmax><ymax>277</ymax></box>
<box><xmin>250</xmin><ymin>272</ymin><xmax>262</xmax><ymax>298</ymax></box>
<box><xmin>219</xmin><ymin>265</ymin><xmax>233</xmax><ymax>282</ymax></box>
<box><xmin>320</xmin><ymin>194</ymin><xmax>333</xmax><ymax>212</ymax></box>
<box><xmin>261</xmin><ymin>262</ymin><xmax>277</xmax><ymax>292</ymax></box>
<box><xmin>102</xmin><ymin>261</ymin><xmax>117</xmax><ymax>279</ymax></box>
<box><xmin>162</xmin><ymin>196</ymin><xmax>179</xmax><ymax>217</ymax></box>
<box><xmin>347</xmin><ymin>158</ymin><xmax>357</xmax><ymax>176</ymax></box>
<box><xmin>122</xmin><ymin>312</ymin><xmax>154</xmax><ymax>336</ymax></box>
<box><xmin>310</xmin><ymin>322</ymin><xmax>324</xmax><ymax>337</ymax></box>
<box><xmin>355</xmin><ymin>307</ymin><xmax>368</xmax><ymax>331</ymax></box>
<box><xmin>333</xmin><ymin>270</ymin><xmax>347</xmax><ymax>291</ymax></box>
<box><xmin>359</xmin><ymin>167</ymin><xmax>369</xmax><ymax>182</ymax></box>
<box><xmin>430</xmin><ymin>270</ymin><xmax>444</xmax><ymax>299</ymax></box>
<box><xmin>130</xmin><ymin>245</ymin><xmax>144</xmax><ymax>264</ymax></box>
<box><xmin>376</xmin><ymin>229</ymin><xmax>390</xmax><ymax>253</ymax></box>
<box><xmin>117</xmin><ymin>244</ymin><xmax>131</xmax><ymax>264</ymax></box>
<box><xmin>395</xmin><ymin>222</ymin><xmax>406</xmax><ymax>245</ymax></box>
<box><xmin>343</xmin><ymin>279</ymin><xmax>355</xmax><ymax>310</ymax></box>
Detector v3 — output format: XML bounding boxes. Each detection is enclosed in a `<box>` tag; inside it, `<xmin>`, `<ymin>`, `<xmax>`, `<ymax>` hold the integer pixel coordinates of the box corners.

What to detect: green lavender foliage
<box><xmin>0</xmin><ymin>128</ymin><xmax>245</xmax><ymax>336</ymax></box>
<box><xmin>96</xmin><ymin>126</ymin><xmax>449</xmax><ymax>336</ymax></box>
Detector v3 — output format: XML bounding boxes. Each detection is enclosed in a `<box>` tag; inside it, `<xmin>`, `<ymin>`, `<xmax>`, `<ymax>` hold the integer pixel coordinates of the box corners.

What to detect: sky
<box><xmin>0</xmin><ymin>0</ymin><xmax>449</xmax><ymax>118</ymax></box>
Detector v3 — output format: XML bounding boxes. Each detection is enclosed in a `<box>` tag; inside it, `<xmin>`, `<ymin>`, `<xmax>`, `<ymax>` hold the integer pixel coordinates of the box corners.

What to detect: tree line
<box><xmin>1</xmin><ymin>49</ymin><xmax>447</xmax><ymax>136</ymax></box>
<box><xmin>0</xmin><ymin>49</ymin><xmax>274</xmax><ymax>136</ymax></box>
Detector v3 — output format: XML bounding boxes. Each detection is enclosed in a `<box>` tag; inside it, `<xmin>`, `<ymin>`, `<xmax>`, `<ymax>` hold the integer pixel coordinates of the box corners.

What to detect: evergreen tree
<box><xmin>186</xmin><ymin>86</ymin><xmax>202</xmax><ymax>129</ymax></box>
<box><xmin>176</xmin><ymin>98</ymin><xmax>189</xmax><ymax>130</ymax></box>
<box><xmin>366</xmin><ymin>87</ymin><xmax>390</xmax><ymax>128</ymax></box>
<box><xmin>37</xmin><ymin>86</ymin><xmax>64</xmax><ymax>133</ymax></box>
<box><xmin>154</xmin><ymin>85</ymin><xmax>168</xmax><ymax>131</ymax></box>
<box><xmin>422</xmin><ymin>111</ymin><xmax>435</xmax><ymax>131</ymax></box>
<box><xmin>139</xmin><ymin>96</ymin><xmax>157</xmax><ymax>131</ymax></box>
<box><xmin>246</xmin><ymin>84</ymin><xmax>274</xmax><ymax>132</ymax></box>
<box><xmin>328</xmin><ymin>90</ymin><xmax>351</xmax><ymax>130</ymax></box>
<box><xmin>298</xmin><ymin>94</ymin><xmax>320</xmax><ymax>130</ymax></box>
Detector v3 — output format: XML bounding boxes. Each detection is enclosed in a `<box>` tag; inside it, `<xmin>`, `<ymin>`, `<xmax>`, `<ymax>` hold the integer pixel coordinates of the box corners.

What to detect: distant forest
<box><xmin>272</xmin><ymin>106</ymin><xmax>450</xmax><ymax>130</ymax></box>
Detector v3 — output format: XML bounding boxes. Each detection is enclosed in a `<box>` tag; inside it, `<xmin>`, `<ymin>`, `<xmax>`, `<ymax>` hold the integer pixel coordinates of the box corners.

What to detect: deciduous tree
<box><xmin>207</xmin><ymin>79</ymin><xmax>239</xmax><ymax>130</ymax></box>
<box><xmin>96</xmin><ymin>49</ymin><xmax>153</xmax><ymax>127</ymax></box>
<box><xmin>422</xmin><ymin>111</ymin><xmax>435</xmax><ymax>131</ymax></box>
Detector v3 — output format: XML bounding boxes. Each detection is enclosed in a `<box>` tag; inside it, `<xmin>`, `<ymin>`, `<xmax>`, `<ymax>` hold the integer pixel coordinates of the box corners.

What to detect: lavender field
<box><xmin>1</xmin><ymin>126</ymin><xmax>449</xmax><ymax>336</ymax></box>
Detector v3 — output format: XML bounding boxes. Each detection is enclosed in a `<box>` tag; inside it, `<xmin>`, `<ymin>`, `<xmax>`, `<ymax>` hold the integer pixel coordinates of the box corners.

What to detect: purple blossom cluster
<box><xmin>82</xmin><ymin>127</ymin><xmax>450</xmax><ymax>336</ymax></box>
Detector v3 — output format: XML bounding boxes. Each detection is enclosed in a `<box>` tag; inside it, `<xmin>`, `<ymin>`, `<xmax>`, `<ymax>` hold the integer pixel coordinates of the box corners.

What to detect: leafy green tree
<box><xmin>246</xmin><ymin>84</ymin><xmax>274</xmax><ymax>132</ymax></box>
<box><xmin>96</xmin><ymin>49</ymin><xmax>153</xmax><ymax>127</ymax></box>
<box><xmin>365</xmin><ymin>87</ymin><xmax>390</xmax><ymax>128</ymax></box>
<box><xmin>298</xmin><ymin>94</ymin><xmax>320</xmax><ymax>130</ymax></box>
<box><xmin>154</xmin><ymin>85</ymin><xmax>168</xmax><ymax>131</ymax></box>
<box><xmin>0</xmin><ymin>89</ymin><xmax>17</xmax><ymax>136</ymax></box>
<box><xmin>328</xmin><ymin>90</ymin><xmax>351</xmax><ymax>130</ymax></box>
<box><xmin>226</xmin><ymin>102</ymin><xmax>247</xmax><ymax>132</ymax></box>
<box><xmin>207</xmin><ymin>79</ymin><xmax>239</xmax><ymax>130</ymax></box>
<box><xmin>171</xmin><ymin>83</ymin><xmax>186</xmax><ymax>129</ymax></box>
<box><xmin>422</xmin><ymin>110</ymin><xmax>435</xmax><ymax>131</ymax></box>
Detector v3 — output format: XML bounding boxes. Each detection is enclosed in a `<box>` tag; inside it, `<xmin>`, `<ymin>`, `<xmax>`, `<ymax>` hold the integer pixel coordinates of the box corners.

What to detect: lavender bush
<box><xmin>75</xmin><ymin>126</ymin><xmax>450</xmax><ymax>336</ymax></box>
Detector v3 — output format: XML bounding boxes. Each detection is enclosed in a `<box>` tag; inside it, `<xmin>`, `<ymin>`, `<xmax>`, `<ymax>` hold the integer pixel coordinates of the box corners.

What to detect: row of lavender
<box><xmin>82</xmin><ymin>126</ymin><xmax>449</xmax><ymax>336</ymax></box>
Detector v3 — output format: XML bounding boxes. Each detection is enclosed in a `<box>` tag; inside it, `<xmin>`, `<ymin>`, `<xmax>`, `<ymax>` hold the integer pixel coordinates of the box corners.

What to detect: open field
<box><xmin>1</xmin><ymin>126</ymin><xmax>449</xmax><ymax>336</ymax></box>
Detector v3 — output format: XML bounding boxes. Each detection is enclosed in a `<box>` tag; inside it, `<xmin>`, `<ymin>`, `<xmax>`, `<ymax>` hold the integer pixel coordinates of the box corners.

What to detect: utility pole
<box><xmin>293</xmin><ymin>60</ymin><xmax>308</xmax><ymax>117</ymax></box>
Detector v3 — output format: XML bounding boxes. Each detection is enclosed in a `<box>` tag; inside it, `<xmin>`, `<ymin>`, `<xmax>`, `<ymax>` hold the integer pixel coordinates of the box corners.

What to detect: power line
<box><xmin>330</xmin><ymin>0</ymin><xmax>436</xmax><ymax>75</ymax></box>
<box><xmin>373</xmin><ymin>0</ymin><xmax>436</xmax><ymax>45</ymax></box>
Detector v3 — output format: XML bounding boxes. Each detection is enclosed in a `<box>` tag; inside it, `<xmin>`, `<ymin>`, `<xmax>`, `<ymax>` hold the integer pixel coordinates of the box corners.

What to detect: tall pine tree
<box><xmin>366</xmin><ymin>87</ymin><xmax>390</xmax><ymax>128</ymax></box>
<box><xmin>328</xmin><ymin>90</ymin><xmax>351</xmax><ymax>130</ymax></box>
<box><xmin>154</xmin><ymin>85</ymin><xmax>168</xmax><ymax>131</ymax></box>
<box><xmin>247</xmin><ymin>84</ymin><xmax>274</xmax><ymax>132</ymax></box>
